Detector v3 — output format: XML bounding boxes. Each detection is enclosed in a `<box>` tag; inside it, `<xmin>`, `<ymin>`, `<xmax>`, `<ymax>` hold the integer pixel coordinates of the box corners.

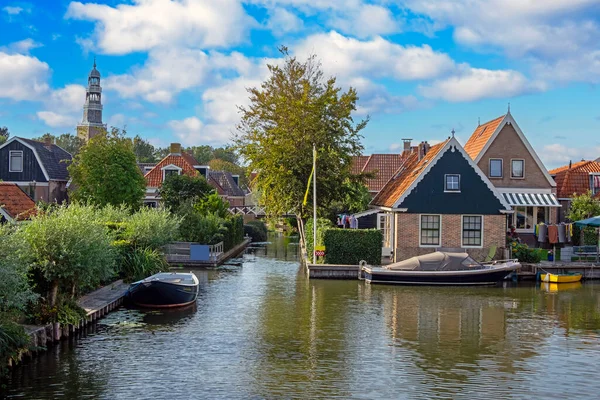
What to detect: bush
<box><xmin>511</xmin><ymin>243</ymin><xmax>542</xmax><ymax>263</ymax></box>
<box><xmin>305</xmin><ymin>218</ymin><xmax>334</xmax><ymax>257</ymax></box>
<box><xmin>178</xmin><ymin>207</ymin><xmax>224</xmax><ymax>244</ymax></box>
<box><xmin>0</xmin><ymin>320</ymin><xmax>30</xmax><ymax>377</ymax></box>
<box><xmin>121</xmin><ymin>247</ymin><xmax>168</xmax><ymax>283</ymax></box>
<box><xmin>245</xmin><ymin>220</ymin><xmax>268</xmax><ymax>242</ymax></box>
<box><xmin>321</xmin><ymin>228</ymin><xmax>382</xmax><ymax>265</ymax></box>
<box><xmin>123</xmin><ymin>207</ymin><xmax>181</xmax><ymax>249</ymax></box>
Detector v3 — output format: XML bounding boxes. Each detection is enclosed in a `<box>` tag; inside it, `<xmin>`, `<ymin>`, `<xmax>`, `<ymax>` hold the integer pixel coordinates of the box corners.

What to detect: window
<box><xmin>489</xmin><ymin>159</ymin><xmax>503</xmax><ymax>178</ymax></box>
<box><xmin>511</xmin><ymin>159</ymin><xmax>524</xmax><ymax>178</ymax></box>
<box><xmin>420</xmin><ymin>215</ymin><xmax>440</xmax><ymax>246</ymax></box>
<box><xmin>9</xmin><ymin>151</ymin><xmax>23</xmax><ymax>172</ymax></box>
<box><xmin>511</xmin><ymin>206</ymin><xmax>549</xmax><ymax>231</ymax></box>
<box><xmin>591</xmin><ymin>175</ymin><xmax>600</xmax><ymax>196</ymax></box>
<box><xmin>445</xmin><ymin>174</ymin><xmax>460</xmax><ymax>192</ymax></box>
<box><xmin>164</xmin><ymin>169</ymin><xmax>179</xmax><ymax>179</ymax></box>
<box><xmin>462</xmin><ymin>216</ymin><xmax>482</xmax><ymax>247</ymax></box>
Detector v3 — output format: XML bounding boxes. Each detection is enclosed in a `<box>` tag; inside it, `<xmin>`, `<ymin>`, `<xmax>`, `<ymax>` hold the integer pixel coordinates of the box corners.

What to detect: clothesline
<box><xmin>535</xmin><ymin>223</ymin><xmax>573</xmax><ymax>244</ymax></box>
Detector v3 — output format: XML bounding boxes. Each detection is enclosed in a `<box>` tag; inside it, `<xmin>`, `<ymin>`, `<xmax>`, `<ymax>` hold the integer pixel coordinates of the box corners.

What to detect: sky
<box><xmin>1</xmin><ymin>0</ymin><xmax>599</xmax><ymax>169</ymax></box>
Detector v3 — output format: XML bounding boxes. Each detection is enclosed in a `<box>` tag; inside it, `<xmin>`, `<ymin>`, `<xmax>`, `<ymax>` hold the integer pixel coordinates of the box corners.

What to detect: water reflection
<box><xmin>4</xmin><ymin>234</ymin><xmax>600</xmax><ymax>399</ymax></box>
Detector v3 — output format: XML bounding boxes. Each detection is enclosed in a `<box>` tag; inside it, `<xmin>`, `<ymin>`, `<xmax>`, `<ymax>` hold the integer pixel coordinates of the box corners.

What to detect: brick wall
<box><xmin>394</xmin><ymin>213</ymin><xmax>506</xmax><ymax>262</ymax></box>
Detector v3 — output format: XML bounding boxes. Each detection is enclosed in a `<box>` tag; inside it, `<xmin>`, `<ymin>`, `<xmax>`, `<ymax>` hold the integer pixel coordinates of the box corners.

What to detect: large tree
<box><xmin>159</xmin><ymin>174</ymin><xmax>214</xmax><ymax>211</ymax></box>
<box><xmin>33</xmin><ymin>133</ymin><xmax>85</xmax><ymax>156</ymax></box>
<box><xmin>235</xmin><ymin>50</ymin><xmax>367</xmax><ymax>228</ymax></box>
<box><xmin>68</xmin><ymin>128</ymin><xmax>146</xmax><ymax>209</ymax></box>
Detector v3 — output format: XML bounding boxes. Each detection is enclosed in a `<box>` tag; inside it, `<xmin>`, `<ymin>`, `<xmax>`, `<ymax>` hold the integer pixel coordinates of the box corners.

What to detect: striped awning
<box><xmin>502</xmin><ymin>192</ymin><xmax>560</xmax><ymax>207</ymax></box>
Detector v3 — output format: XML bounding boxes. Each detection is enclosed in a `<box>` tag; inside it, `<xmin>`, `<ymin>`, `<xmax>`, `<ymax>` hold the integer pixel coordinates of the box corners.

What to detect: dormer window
<box><xmin>445</xmin><ymin>174</ymin><xmax>460</xmax><ymax>192</ymax></box>
<box><xmin>9</xmin><ymin>151</ymin><xmax>23</xmax><ymax>172</ymax></box>
<box><xmin>161</xmin><ymin>164</ymin><xmax>182</xmax><ymax>181</ymax></box>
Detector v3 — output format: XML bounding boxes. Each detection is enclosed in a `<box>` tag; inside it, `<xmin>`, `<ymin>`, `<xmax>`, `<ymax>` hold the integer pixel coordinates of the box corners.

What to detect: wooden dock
<box><xmin>10</xmin><ymin>281</ymin><xmax>129</xmax><ymax>367</ymax></box>
<box><xmin>520</xmin><ymin>262</ymin><xmax>600</xmax><ymax>280</ymax></box>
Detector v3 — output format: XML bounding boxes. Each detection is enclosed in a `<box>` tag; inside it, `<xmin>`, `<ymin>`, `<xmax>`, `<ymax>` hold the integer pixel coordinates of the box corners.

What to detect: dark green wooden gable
<box><xmin>399</xmin><ymin>146</ymin><xmax>505</xmax><ymax>215</ymax></box>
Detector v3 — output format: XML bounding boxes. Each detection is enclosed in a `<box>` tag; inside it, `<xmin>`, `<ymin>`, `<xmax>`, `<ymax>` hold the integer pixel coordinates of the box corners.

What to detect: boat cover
<box><xmin>384</xmin><ymin>252</ymin><xmax>481</xmax><ymax>271</ymax></box>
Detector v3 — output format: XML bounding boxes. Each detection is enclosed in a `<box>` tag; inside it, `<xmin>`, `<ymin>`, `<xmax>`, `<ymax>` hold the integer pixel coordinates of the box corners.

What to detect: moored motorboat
<box><xmin>540</xmin><ymin>272</ymin><xmax>582</xmax><ymax>284</ymax></box>
<box><xmin>127</xmin><ymin>272</ymin><xmax>199</xmax><ymax>308</ymax></box>
<box><xmin>362</xmin><ymin>252</ymin><xmax>520</xmax><ymax>286</ymax></box>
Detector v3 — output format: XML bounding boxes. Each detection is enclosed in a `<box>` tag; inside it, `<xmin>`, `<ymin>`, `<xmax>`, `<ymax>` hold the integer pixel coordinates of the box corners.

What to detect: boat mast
<box><xmin>313</xmin><ymin>143</ymin><xmax>317</xmax><ymax>264</ymax></box>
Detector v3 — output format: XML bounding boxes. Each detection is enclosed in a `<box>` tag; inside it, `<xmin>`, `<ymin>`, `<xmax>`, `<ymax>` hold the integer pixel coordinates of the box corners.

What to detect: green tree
<box><xmin>17</xmin><ymin>204</ymin><xmax>117</xmax><ymax>307</ymax></box>
<box><xmin>159</xmin><ymin>174</ymin><xmax>214</xmax><ymax>211</ymax></box>
<box><xmin>208</xmin><ymin>158</ymin><xmax>248</xmax><ymax>187</ymax></box>
<box><xmin>0</xmin><ymin>225</ymin><xmax>36</xmax><ymax>315</ymax></box>
<box><xmin>195</xmin><ymin>191</ymin><xmax>230</xmax><ymax>218</ymax></box>
<box><xmin>235</xmin><ymin>49</ymin><xmax>367</xmax><ymax>232</ymax></box>
<box><xmin>133</xmin><ymin>134</ymin><xmax>156</xmax><ymax>163</ymax></box>
<box><xmin>186</xmin><ymin>145</ymin><xmax>214</xmax><ymax>165</ymax></box>
<box><xmin>213</xmin><ymin>145</ymin><xmax>239</xmax><ymax>165</ymax></box>
<box><xmin>326</xmin><ymin>179</ymin><xmax>371</xmax><ymax>220</ymax></box>
<box><xmin>33</xmin><ymin>133</ymin><xmax>85</xmax><ymax>156</ymax></box>
<box><xmin>0</xmin><ymin>126</ymin><xmax>9</xmax><ymax>145</ymax></box>
<box><xmin>68</xmin><ymin>128</ymin><xmax>146</xmax><ymax>209</ymax></box>
<box><xmin>567</xmin><ymin>191</ymin><xmax>600</xmax><ymax>221</ymax></box>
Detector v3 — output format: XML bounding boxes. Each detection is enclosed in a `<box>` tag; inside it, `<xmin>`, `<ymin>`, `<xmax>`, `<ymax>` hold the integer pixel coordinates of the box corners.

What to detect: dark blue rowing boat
<box><xmin>127</xmin><ymin>272</ymin><xmax>199</xmax><ymax>308</ymax></box>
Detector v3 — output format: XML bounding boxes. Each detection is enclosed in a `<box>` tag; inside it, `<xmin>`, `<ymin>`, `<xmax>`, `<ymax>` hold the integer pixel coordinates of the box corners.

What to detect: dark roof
<box><xmin>138</xmin><ymin>163</ymin><xmax>156</xmax><ymax>174</ymax></box>
<box><xmin>208</xmin><ymin>170</ymin><xmax>245</xmax><ymax>197</ymax></box>
<box><xmin>19</xmin><ymin>138</ymin><xmax>72</xmax><ymax>181</ymax></box>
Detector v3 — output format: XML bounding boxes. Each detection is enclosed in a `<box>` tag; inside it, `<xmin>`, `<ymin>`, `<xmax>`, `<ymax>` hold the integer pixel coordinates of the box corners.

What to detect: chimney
<box><xmin>402</xmin><ymin>138</ymin><xmax>412</xmax><ymax>153</ymax></box>
<box><xmin>417</xmin><ymin>141</ymin><xmax>431</xmax><ymax>161</ymax></box>
<box><xmin>232</xmin><ymin>175</ymin><xmax>240</xmax><ymax>186</ymax></box>
<box><xmin>44</xmin><ymin>135</ymin><xmax>53</xmax><ymax>149</ymax></box>
<box><xmin>569</xmin><ymin>160</ymin><xmax>572</xmax><ymax>169</ymax></box>
<box><xmin>169</xmin><ymin>143</ymin><xmax>182</xmax><ymax>154</ymax></box>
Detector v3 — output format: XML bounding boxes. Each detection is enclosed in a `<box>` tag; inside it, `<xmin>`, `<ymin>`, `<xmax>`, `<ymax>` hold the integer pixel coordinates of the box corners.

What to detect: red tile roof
<box><xmin>0</xmin><ymin>183</ymin><xmax>36</xmax><ymax>221</ymax></box>
<box><xmin>549</xmin><ymin>160</ymin><xmax>600</xmax><ymax>198</ymax></box>
<box><xmin>371</xmin><ymin>139</ymin><xmax>450</xmax><ymax>208</ymax></box>
<box><xmin>144</xmin><ymin>152</ymin><xmax>201</xmax><ymax>187</ymax></box>
<box><xmin>463</xmin><ymin>115</ymin><xmax>505</xmax><ymax>160</ymax></box>
<box><xmin>351</xmin><ymin>153</ymin><xmax>408</xmax><ymax>192</ymax></box>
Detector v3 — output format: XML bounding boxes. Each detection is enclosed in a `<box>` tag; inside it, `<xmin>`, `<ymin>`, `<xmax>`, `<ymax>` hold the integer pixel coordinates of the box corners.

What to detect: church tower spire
<box><xmin>77</xmin><ymin>59</ymin><xmax>106</xmax><ymax>141</ymax></box>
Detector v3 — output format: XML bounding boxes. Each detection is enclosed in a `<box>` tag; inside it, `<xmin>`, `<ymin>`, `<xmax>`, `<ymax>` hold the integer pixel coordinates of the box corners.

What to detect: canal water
<box><xmin>4</xmin><ymin>234</ymin><xmax>600</xmax><ymax>399</ymax></box>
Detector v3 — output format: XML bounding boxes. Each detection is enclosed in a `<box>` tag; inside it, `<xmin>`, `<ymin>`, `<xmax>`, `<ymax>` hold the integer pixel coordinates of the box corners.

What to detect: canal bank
<box><xmin>5</xmin><ymin>235</ymin><xmax>600</xmax><ymax>399</ymax></box>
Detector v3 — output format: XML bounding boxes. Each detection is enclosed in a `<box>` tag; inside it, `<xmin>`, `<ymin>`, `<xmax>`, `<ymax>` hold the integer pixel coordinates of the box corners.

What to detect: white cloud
<box><xmin>329</xmin><ymin>4</ymin><xmax>400</xmax><ymax>38</ymax></box>
<box><xmin>105</xmin><ymin>48</ymin><xmax>252</xmax><ymax>103</ymax></box>
<box><xmin>1</xmin><ymin>39</ymin><xmax>43</xmax><ymax>54</ymax></box>
<box><xmin>266</xmin><ymin>8</ymin><xmax>303</xmax><ymax>36</ymax></box>
<box><xmin>36</xmin><ymin>111</ymin><xmax>78</xmax><ymax>128</ymax></box>
<box><xmin>168</xmin><ymin>117</ymin><xmax>205</xmax><ymax>145</ymax></box>
<box><xmin>419</xmin><ymin>67</ymin><xmax>545</xmax><ymax>102</ymax></box>
<box><xmin>295</xmin><ymin>31</ymin><xmax>455</xmax><ymax>81</ymax></box>
<box><xmin>66</xmin><ymin>0</ymin><xmax>254</xmax><ymax>55</ymax></box>
<box><xmin>3</xmin><ymin>6</ymin><xmax>24</xmax><ymax>15</ymax></box>
<box><xmin>0</xmin><ymin>52</ymin><xmax>49</xmax><ymax>101</ymax></box>
<box><xmin>540</xmin><ymin>143</ymin><xmax>600</xmax><ymax>169</ymax></box>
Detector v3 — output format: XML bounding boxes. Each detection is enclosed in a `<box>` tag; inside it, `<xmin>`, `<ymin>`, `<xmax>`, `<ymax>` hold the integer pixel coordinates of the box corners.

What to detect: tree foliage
<box><xmin>133</xmin><ymin>134</ymin><xmax>156</xmax><ymax>163</ymax></box>
<box><xmin>326</xmin><ymin>179</ymin><xmax>371</xmax><ymax>220</ymax></box>
<box><xmin>0</xmin><ymin>126</ymin><xmax>8</xmax><ymax>145</ymax></box>
<box><xmin>159</xmin><ymin>174</ymin><xmax>214</xmax><ymax>211</ymax></box>
<box><xmin>33</xmin><ymin>133</ymin><xmax>85</xmax><ymax>156</ymax></box>
<box><xmin>567</xmin><ymin>191</ymin><xmax>600</xmax><ymax>222</ymax></box>
<box><xmin>68</xmin><ymin>128</ymin><xmax>146</xmax><ymax>209</ymax></box>
<box><xmin>194</xmin><ymin>192</ymin><xmax>230</xmax><ymax>218</ymax></box>
<box><xmin>0</xmin><ymin>225</ymin><xmax>37</xmax><ymax>314</ymax></box>
<box><xmin>235</xmin><ymin>50</ymin><xmax>367</xmax><ymax>222</ymax></box>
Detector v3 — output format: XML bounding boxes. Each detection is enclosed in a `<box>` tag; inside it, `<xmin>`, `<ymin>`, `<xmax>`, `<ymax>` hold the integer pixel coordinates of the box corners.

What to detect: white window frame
<box><xmin>161</xmin><ymin>164</ymin><xmax>182</xmax><ymax>181</ymax></box>
<box><xmin>511</xmin><ymin>206</ymin><xmax>549</xmax><ymax>233</ymax></box>
<box><xmin>511</xmin><ymin>159</ymin><xmax>525</xmax><ymax>179</ymax></box>
<box><xmin>419</xmin><ymin>214</ymin><xmax>441</xmax><ymax>247</ymax></box>
<box><xmin>444</xmin><ymin>174</ymin><xmax>461</xmax><ymax>192</ymax></box>
<box><xmin>461</xmin><ymin>215</ymin><xmax>484</xmax><ymax>248</ymax></box>
<box><xmin>590</xmin><ymin>174</ymin><xmax>600</xmax><ymax>196</ymax></box>
<box><xmin>8</xmin><ymin>150</ymin><xmax>23</xmax><ymax>173</ymax></box>
<box><xmin>489</xmin><ymin>158</ymin><xmax>503</xmax><ymax>178</ymax></box>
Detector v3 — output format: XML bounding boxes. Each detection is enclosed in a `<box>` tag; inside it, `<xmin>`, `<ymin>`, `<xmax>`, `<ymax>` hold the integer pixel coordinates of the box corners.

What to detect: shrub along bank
<box><xmin>322</xmin><ymin>228</ymin><xmax>382</xmax><ymax>265</ymax></box>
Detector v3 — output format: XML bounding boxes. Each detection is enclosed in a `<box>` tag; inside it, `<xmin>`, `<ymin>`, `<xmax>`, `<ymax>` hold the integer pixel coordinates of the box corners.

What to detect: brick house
<box><xmin>0</xmin><ymin>137</ymin><xmax>72</xmax><ymax>203</ymax></box>
<box><xmin>144</xmin><ymin>143</ymin><xmax>245</xmax><ymax>207</ymax></box>
<box><xmin>0</xmin><ymin>182</ymin><xmax>36</xmax><ymax>223</ymax></box>
<box><xmin>549</xmin><ymin>160</ymin><xmax>600</xmax><ymax>222</ymax></box>
<box><xmin>371</xmin><ymin>137</ymin><xmax>511</xmax><ymax>262</ymax></box>
<box><xmin>463</xmin><ymin>111</ymin><xmax>559</xmax><ymax>245</ymax></box>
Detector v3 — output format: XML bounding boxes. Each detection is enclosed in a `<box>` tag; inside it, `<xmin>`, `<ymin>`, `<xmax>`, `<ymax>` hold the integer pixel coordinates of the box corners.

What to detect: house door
<box><xmin>378</xmin><ymin>213</ymin><xmax>392</xmax><ymax>257</ymax></box>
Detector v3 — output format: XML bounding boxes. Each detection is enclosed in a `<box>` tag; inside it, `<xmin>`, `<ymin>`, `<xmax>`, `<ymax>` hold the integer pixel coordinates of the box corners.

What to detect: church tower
<box><xmin>77</xmin><ymin>59</ymin><xmax>106</xmax><ymax>141</ymax></box>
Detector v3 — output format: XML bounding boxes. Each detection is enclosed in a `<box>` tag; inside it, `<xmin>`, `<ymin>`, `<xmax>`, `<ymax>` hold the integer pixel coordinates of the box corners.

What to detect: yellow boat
<box><xmin>540</xmin><ymin>272</ymin><xmax>582</xmax><ymax>283</ymax></box>
<box><xmin>541</xmin><ymin>281</ymin><xmax>582</xmax><ymax>292</ymax></box>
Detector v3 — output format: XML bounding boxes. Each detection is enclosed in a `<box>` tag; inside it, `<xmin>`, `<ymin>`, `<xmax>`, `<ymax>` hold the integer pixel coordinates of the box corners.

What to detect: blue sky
<box><xmin>1</xmin><ymin>0</ymin><xmax>599</xmax><ymax>168</ymax></box>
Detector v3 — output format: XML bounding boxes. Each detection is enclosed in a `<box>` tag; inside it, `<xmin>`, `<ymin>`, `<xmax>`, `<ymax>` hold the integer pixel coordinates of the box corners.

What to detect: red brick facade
<box><xmin>393</xmin><ymin>213</ymin><xmax>506</xmax><ymax>262</ymax></box>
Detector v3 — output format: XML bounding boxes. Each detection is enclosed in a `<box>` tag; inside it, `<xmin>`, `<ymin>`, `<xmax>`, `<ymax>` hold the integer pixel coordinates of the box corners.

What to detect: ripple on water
<box><xmin>5</xmin><ymin>237</ymin><xmax>600</xmax><ymax>399</ymax></box>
